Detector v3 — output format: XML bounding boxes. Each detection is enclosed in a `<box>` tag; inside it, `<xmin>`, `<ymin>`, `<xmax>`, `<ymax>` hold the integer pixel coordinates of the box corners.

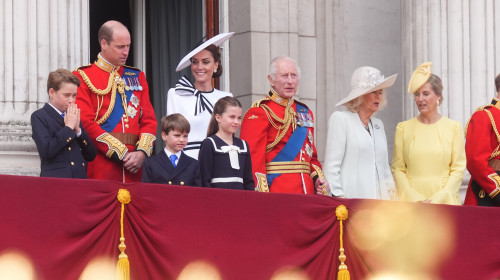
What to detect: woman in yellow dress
<box><xmin>391</xmin><ymin>62</ymin><xmax>466</xmax><ymax>204</ymax></box>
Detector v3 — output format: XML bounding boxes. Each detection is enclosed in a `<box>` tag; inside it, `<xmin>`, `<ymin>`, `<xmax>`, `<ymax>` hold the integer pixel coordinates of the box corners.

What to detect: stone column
<box><xmin>402</xmin><ymin>0</ymin><xmax>499</xmax><ymax>123</ymax></box>
<box><xmin>402</xmin><ymin>0</ymin><xmax>500</xmax><ymax>200</ymax></box>
<box><xmin>0</xmin><ymin>0</ymin><xmax>89</xmax><ymax>176</ymax></box>
<box><xmin>228</xmin><ymin>0</ymin><xmax>321</xmax><ymax>155</ymax></box>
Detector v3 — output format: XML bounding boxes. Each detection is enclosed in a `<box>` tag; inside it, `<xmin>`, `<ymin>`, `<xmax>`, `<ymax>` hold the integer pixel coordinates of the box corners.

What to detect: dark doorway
<box><xmin>89</xmin><ymin>0</ymin><xmax>135</xmax><ymax>65</ymax></box>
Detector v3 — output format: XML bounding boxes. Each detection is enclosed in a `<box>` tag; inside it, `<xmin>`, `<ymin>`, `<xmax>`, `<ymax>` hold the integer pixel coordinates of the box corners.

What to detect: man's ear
<box><xmin>48</xmin><ymin>88</ymin><xmax>55</xmax><ymax>99</ymax></box>
<box><xmin>268</xmin><ymin>75</ymin><xmax>274</xmax><ymax>87</ymax></box>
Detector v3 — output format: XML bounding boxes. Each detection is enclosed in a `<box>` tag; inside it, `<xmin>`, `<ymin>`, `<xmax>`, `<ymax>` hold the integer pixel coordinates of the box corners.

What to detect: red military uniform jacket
<box><xmin>240</xmin><ymin>89</ymin><xmax>324</xmax><ymax>194</ymax></box>
<box><xmin>465</xmin><ymin>97</ymin><xmax>500</xmax><ymax>206</ymax></box>
<box><xmin>74</xmin><ymin>55</ymin><xmax>157</xmax><ymax>183</ymax></box>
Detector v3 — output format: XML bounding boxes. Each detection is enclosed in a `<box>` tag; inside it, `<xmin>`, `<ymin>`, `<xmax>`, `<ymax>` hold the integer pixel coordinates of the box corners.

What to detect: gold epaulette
<box><xmin>136</xmin><ymin>133</ymin><xmax>156</xmax><ymax>157</ymax></box>
<box><xmin>251</xmin><ymin>98</ymin><xmax>269</xmax><ymax>108</ymax></box>
<box><xmin>465</xmin><ymin>105</ymin><xmax>492</xmax><ymax>137</ymax></box>
<box><xmin>124</xmin><ymin>65</ymin><xmax>141</xmax><ymax>72</ymax></box>
<box><xmin>73</xmin><ymin>64</ymin><xmax>91</xmax><ymax>72</ymax></box>
<box><xmin>294</xmin><ymin>99</ymin><xmax>310</xmax><ymax>109</ymax></box>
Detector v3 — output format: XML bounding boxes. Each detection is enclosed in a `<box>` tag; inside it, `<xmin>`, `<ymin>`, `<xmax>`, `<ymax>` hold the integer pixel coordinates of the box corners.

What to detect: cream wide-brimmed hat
<box><xmin>407</xmin><ymin>62</ymin><xmax>432</xmax><ymax>94</ymax></box>
<box><xmin>335</xmin><ymin>66</ymin><xmax>398</xmax><ymax>107</ymax></box>
<box><xmin>175</xmin><ymin>32</ymin><xmax>235</xmax><ymax>72</ymax></box>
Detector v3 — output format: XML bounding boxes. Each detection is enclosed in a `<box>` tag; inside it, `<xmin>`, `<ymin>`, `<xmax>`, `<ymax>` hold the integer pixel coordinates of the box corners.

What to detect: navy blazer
<box><xmin>141</xmin><ymin>151</ymin><xmax>201</xmax><ymax>187</ymax></box>
<box><xmin>31</xmin><ymin>103</ymin><xmax>97</xmax><ymax>178</ymax></box>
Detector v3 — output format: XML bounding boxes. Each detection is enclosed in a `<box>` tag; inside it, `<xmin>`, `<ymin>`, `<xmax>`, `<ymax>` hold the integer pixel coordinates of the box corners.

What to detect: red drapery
<box><xmin>0</xmin><ymin>174</ymin><xmax>499</xmax><ymax>279</ymax></box>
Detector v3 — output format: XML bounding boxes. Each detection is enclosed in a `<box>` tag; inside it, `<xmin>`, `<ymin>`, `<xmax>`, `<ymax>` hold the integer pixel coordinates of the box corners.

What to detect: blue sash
<box><xmin>267</xmin><ymin>103</ymin><xmax>308</xmax><ymax>186</ymax></box>
<box><xmin>101</xmin><ymin>68</ymin><xmax>139</xmax><ymax>132</ymax></box>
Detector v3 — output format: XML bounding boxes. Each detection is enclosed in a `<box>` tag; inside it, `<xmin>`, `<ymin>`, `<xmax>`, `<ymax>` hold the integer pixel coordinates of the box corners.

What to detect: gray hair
<box><xmin>269</xmin><ymin>56</ymin><xmax>301</xmax><ymax>80</ymax></box>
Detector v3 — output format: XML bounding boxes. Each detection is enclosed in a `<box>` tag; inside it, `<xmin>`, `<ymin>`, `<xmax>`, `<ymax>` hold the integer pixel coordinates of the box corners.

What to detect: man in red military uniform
<box><xmin>74</xmin><ymin>21</ymin><xmax>157</xmax><ymax>183</ymax></box>
<box><xmin>240</xmin><ymin>56</ymin><xmax>329</xmax><ymax>195</ymax></box>
<box><xmin>465</xmin><ymin>73</ymin><xmax>500</xmax><ymax>206</ymax></box>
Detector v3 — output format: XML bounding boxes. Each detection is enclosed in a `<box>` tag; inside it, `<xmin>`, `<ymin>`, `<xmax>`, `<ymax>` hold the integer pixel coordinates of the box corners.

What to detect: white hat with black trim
<box><xmin>176</xmin><ymin>32</ymin><xmax>235</xmax><ymax>72</ymax></box>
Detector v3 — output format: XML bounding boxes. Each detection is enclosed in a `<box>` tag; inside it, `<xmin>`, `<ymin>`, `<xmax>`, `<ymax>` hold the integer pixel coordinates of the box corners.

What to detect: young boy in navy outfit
<box><xmin>141</xmin><ymin>114</ymin><xmax>201</xmax><ymax>186</ymax></box>
<box><xmin>31</xmin><ymin>69</ymin><xmax>97</xmax><ymax>178</ymax></box>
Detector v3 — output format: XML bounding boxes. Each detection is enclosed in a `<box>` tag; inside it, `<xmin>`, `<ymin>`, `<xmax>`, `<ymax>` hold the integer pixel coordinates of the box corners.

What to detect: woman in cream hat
<box><xmin>324</xmin><ymin>66</ymin><xmax>397</xmax><ymax>199</ymax></box>
<box><xmin>391</xmin><ymin>62</ymin><xmax>466</xmax><ymax>204</ymax></box>
<box><xmin>166</xmin><ymin>33</ymin><xmax>234</xmax><ymax>159</ymax></box>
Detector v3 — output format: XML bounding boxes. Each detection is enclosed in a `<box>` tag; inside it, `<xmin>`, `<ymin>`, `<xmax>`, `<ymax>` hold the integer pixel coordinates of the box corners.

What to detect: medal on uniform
<box><xmin>130</xmin><ymin>94</ymin><xmax>140</xmax><ymax>108</ymax></box>
<box><xmin>127</xmin><ymin>105</ymin><xmax>137</xmax><ymax>119</ymax></box>
<box><xmin>135</xmin><ymin>77</ymin><xmax>143</xmax><ymax>91</ymax></box>
<box><xmin>123</xmin><ymin>77</ymin><xmax>130</xmax><ymax>91</ymax></box>
<box><xmin>305</xmin><ymin>143</ymin><xmax>313</xmax><ymax>157</ymax></box>
<box><xmin>308</xmin><ymin>130</ymin><xmax>314</xmax><ymax>144</ymax></box>
<box><xmin>126</xmin><ymin>78</ymin><xmax>134</xmax><ymax>90</ymax></box>
<box><xmin>307</xmin><ymin>113</ymin><xmax>314</xmax><ymax>127</ymax></box>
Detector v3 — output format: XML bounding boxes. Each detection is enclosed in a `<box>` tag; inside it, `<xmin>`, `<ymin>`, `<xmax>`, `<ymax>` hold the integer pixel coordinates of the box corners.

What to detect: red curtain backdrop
<box><xmin>0</xmin><ymin>174</ymin><xmax>499</xmax><ymax>279</ymax></box>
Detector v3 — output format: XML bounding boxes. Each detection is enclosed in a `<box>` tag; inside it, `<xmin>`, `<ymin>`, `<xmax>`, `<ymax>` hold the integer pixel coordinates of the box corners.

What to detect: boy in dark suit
<box><xmin>31</xmin><ymin>69</ymin><xmax>97</xmax><ymax>178</ymax></box>
<box><xmin>142</xmin><ymin>114</ymin><xmax>201</xmax><ymax>186</ymax></box>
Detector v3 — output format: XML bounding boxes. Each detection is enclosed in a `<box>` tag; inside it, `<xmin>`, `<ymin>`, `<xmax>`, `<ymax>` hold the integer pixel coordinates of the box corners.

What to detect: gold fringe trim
<box><xmin>336</xmin><ymin>205</ymin><xmax>350</xmax><ymax>280</ymax></box>
<box><xmin>117</xmin><ymin>189</ymin><xmax>131</xmax><ymax>280</ymax></box>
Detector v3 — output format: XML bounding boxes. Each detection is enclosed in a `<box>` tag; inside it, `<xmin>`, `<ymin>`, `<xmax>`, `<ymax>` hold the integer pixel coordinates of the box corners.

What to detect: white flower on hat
<box><xmin>358</xmin><ymin>69</ymin><xmax>385</xmax><ymax>89</ymax></box>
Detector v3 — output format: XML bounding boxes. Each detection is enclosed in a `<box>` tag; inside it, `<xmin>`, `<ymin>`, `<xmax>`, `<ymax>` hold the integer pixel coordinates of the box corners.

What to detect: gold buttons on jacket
<box><xmin>82</xmin><ymin>163</ymin><xmax>85</xmax><ymax>166</ymax></box>
<box><xmin>125</xmin><ymin>124</ymin><xmax>129</xmax><ymax>129</ymax></box>
<box><xmin>71</xmin><ymin>162</ymin><xmax>74</xmax><ymax>166</ymax></box>
<box><xmin>83</xmin><ymin>140</ymin><xmax>87</xmax><ymax>145</ymax></box>
<box><xmin>180</xmin><ymin>182</ymin><xmax>184</xmax><ymax>186</ymax></box>
<box><xmin>168</xmin><ymin>181</ymin><xmax>172</xmax><ymax>185</ymax></box>
<box><xmin>68</xmin><ymin>147</ymin><xmax>72</xmax><ymax>151</ymax></box>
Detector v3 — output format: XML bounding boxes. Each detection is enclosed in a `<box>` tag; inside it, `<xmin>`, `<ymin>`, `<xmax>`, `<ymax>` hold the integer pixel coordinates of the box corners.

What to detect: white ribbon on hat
<box><xmin>221</xmin><ymin>145</ymin><xmax>240</xmax><ymax>170</ymax></box>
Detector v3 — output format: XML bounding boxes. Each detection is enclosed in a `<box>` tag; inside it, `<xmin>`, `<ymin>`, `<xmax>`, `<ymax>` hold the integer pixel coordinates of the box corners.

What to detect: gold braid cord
<box><xmin>116</xmin><ymin>189</ymin><xmax>131</xmax><ymax>280</ymax></box>
<box><xmin>260</xmin><ymin>104</ymin><xmax>297</xmax><ymax>153</ymax></box>
<box><xmin>335</xmin><ymin>205</ymin><xmax>350</xmax><ymax>280</ymax></box>
<box><xmin>483</xmin><ymin>108</ymin><xmax>500</xmax><ymax>159</ymax></box>
<box><xmin>78</xmin><ymin>69</ymin><xmax>127</xmax><ymax>125</ymax></box>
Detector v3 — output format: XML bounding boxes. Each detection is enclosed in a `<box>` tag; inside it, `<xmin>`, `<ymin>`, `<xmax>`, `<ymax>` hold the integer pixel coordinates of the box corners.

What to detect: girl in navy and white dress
<box><xmin>198</xmin><ymin>97</ymin><xmax>255</xmax><ymax>190</ymax></box>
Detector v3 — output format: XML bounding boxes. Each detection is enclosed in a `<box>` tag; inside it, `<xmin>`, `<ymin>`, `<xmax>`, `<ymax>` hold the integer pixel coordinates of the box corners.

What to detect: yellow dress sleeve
<box><xmin>429</xmin><ymin>121</ymin><xmax>466</xmax><ymax>204</ymax></box>
<box><xmin>391</xmin><ymin>121</ymin><xmax>427</xmax><ymax>202</ymax></box>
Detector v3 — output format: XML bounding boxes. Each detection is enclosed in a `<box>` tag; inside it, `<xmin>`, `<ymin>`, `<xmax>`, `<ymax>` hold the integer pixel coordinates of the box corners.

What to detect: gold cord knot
<box><xmin>336</xmin><ymin>205</ymin><xmax>348</xmax><ymax>221</ymax></box>
<box><xmin>117</xmin><ymin>189</ymin><xmax>131</xmax><ymax>204</ymax></box>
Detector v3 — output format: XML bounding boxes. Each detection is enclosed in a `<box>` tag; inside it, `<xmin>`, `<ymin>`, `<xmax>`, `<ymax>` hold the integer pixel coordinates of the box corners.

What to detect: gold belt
<box><xmin>109</xmin><ymin>132</ymin><xmax>139</xmax><ymax>146</ymax></box>
<box><xmin>266</xmin><ymin>161</ymin><xmax>310</xmax><ymax>174</ymax></box>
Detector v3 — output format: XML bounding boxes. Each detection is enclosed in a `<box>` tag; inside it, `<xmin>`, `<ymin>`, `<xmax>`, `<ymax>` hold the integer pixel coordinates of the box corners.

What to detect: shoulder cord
<box><xmin>260</xmin><ymin>104</ymin><xmax>297</xmax><ymax>153</ymax></box>
<box><xmin>78</xmin><ymin>70</ymin><xmax>127</xmax><ymax>125</ymax></box>
<box><xmin>483</xmin><ymin>108</ymin><xmax>500</xmax><ymax>159</ymax></box>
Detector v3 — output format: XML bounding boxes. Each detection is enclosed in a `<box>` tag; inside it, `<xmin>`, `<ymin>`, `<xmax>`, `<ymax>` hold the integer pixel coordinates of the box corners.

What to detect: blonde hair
<box><xmin>345</xmin><ymin>90</ymin><xmax>387</xmax><ymax>112</ymax></box>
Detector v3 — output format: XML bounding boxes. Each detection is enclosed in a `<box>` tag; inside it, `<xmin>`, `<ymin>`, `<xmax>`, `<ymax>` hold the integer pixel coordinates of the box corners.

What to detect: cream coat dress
<box><xmin>324</xmin><ymin>111</ymin><xmax>395</xmax><ymax>199</ymax></box>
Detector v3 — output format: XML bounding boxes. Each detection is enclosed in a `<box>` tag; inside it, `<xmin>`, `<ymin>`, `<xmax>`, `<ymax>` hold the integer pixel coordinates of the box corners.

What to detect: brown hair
<box><xmin>203</xmin><ymin>44</ymin><xmax>223</xmax><ymax>78</ymax></box>
<box><xmin>46</xmin><ymin>69</ymin><xmax>81</xmax><ymax>93</ymax></box>
<box><xmin>161</xmin><ymin>114</ymin><xmax>190</xmax><ymax>135</ymax></box>
<box><xmin>206</xmin><ymin>96</ymin><xmax>242</xmax><ymax>137</ymax></box>
<box><xmin>426</xmin><ymin>74</ymin><xmax>444</xmax><ymax>103</ymax></box>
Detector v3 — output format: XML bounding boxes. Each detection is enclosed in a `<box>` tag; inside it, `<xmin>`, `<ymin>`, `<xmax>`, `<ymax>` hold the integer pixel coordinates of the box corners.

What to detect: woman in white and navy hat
<box><xmin>166</xmin><ymin>33</ymin><xmax>234</xmax><ymax>159</ymax></box>
<box><xmin>323</xmin><ymin>66</ymin><xmax>398</xmax><ymax>200</ymax></box>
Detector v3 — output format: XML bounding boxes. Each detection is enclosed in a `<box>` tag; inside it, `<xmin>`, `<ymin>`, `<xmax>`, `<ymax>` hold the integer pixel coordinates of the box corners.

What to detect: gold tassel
<box><xmin>336</xmin><ymin>205</ymin><xmax>350</xmax><ymax>280</ymax></box>
<box><xmin>117</xmin><ymin>189</ymin><xmax>131</xmax><ymax>280</ymax></box>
